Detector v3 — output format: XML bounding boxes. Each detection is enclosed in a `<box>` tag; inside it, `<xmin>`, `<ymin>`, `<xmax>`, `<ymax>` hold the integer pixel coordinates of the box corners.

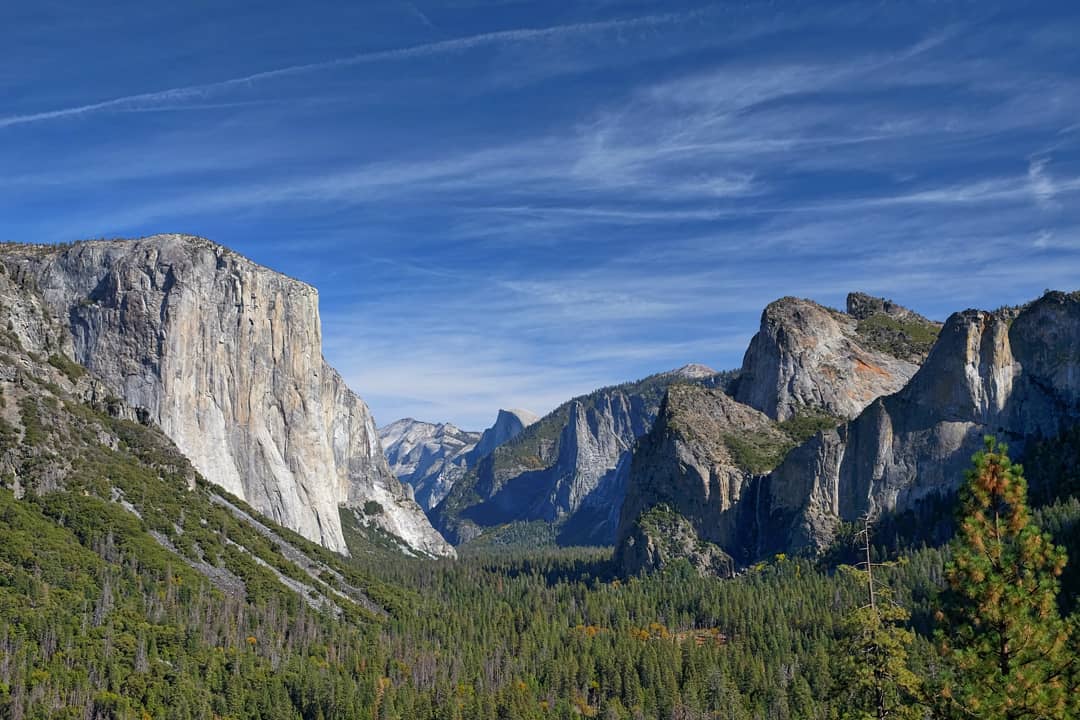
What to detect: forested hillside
<box><xmin>0</xmin><ymin>247</ymin><xmax>1076</xmax><ymax>719</ymax></box>
<box><xmin>4</xmin><ymin>433</ymin><xmax>1078</xmax><ymax>718</ymax></box>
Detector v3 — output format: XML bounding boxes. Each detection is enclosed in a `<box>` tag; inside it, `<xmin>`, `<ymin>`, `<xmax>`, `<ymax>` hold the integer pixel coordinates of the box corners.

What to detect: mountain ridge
<box><xmin>0</xmin><ymin>234</ymin><xmax>453</xmax><ymax>558</ymax></box>
<box><xmin>431</xmin><ymin>364</ymin><xmax>725</xmax><ymax>546</ymax></box>
<box><xmin>615</xmin><ymin>289</ymin><xmax>1080</xmax><ymax>574</ymax></box>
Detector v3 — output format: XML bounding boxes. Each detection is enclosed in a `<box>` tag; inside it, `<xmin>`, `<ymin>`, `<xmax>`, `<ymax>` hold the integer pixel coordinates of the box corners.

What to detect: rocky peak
<box><xmin>616</xmin><ymin>384</ymin><xmax>789</xmax><ymax>572</ymax></box>
<box><xmin>468</xmin><ymin>408</ymin><xmax>540</xmax><ymax>463</ymax></box>
<box><xmin>733</xmin><ymin>296</ymin><xmax>922</xmax><ymax>421</ymax></box>
<box><xmin>379</xmin><ymin>418</ymin><xmax>481</xmax><ymax>510</ymax></box>
<box><xmin>1</xmin><ymin>235</ymin><xmax>454</xmax><ymax>558</ymax></box>
<box><xmin>846</xmin><ymin>292</ymin><xmax>931</xmax><ymax>323</ymax></box>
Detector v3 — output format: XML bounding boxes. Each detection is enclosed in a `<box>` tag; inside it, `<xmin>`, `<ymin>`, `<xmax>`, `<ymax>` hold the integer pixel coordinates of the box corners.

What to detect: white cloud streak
<box><xmin>0</xmin><ymin>9</ymin><xmax>703</xmax><ymax>130</ymax></box>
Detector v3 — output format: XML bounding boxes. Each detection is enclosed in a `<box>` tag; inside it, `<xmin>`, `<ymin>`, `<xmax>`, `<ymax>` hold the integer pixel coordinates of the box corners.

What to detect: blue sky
<box><xmin>3</xmin><ymin>1</ymin><xmax>1079</xmax><ymax>429</ymax></box>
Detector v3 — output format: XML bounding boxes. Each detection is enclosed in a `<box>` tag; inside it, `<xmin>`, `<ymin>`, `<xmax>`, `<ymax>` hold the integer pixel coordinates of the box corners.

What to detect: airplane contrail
<box><xmin>0</xmin><ymin>9</ymin><xmax>702</xmax><ymax>130</ymax></box>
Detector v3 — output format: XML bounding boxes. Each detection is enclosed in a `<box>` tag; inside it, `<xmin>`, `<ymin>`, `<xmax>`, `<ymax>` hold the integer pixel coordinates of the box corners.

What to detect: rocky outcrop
<box><xmin>616</xmin><ymin>385</ymin><xmax>791</xmax><ymax>569</ymax></box>
<box><xmin>619</xmin><ymin>291</ymin><xmax>1080</xmax><ymax>574</ymax></box>
<box><xmin>379</xmin><ymin>419</ymin><xmax>481</xmax><ymax>510</ymax></box>
<box><xmin>434</xmin><ymin>365</ymin><xmax>720</xmax><ymax>546</ymax></box>
<box><xmin>761</xmin><ymin>291</ymin><xmax>1080</xmax><ymax>555</ymax></box>
<box><xmin>846</xmin><ymin>292</ymin><xmax>932</xmax><ymax>324</ymax></box>
<box><xmin>1</xmin><ymin>235</ymin><xmax>453</xmax><ymax>557</ymax></box>
<box><xmin>615</xmin><ymin>505</ymin><xmax>734</xmax><ymax>577</ymax></box>
<box><xmin>733</xmin><ymin>295</ymin><xmax>930</xmax><ymax>421</ymax></box>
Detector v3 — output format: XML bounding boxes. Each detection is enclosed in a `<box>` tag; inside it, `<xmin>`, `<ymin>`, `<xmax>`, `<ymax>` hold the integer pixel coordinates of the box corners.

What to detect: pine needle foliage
<box><xmin>936</xmin><ymin>437</ymin><xmax>1076</xmax><ymax>720</ymax></box>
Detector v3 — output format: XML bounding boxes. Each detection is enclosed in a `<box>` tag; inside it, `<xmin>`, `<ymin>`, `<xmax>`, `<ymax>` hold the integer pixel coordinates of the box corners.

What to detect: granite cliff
<box><xmin>732</xmin><ymin>295</ymin><xmax>937</xmax><ymax>421</ymax></box>
<box><xmin>760</xmin><ymin>291</ymin><xmax>1080</xmax><ymax>555</ymax></box>
<box><xmin>1</xmin><ymin>235</ymin><xmax>453</xmax><ymax>558</ymax></box>
<box><xmin>466</xmin><ymin>408</ymin><xmax>539</xmax><ymax>464</ymax></box>
<box><xmin>617</xmin><ymin>291</ymin><xmax>1080</xmax><ymax>574</ymax></box>
<box><xmin>433</xmin><ymin>364</ymin><xmax>724</xmax><ymax>546</ymax></box>
<box><xmin>614</xmin><ymin>385</ymin><xmax>788</xmax><ymax>575</ymax></box>
<box><xmin>0</xmin><ymin>257</ymin><xmax>391</xmax><ymax>618</ymax></box>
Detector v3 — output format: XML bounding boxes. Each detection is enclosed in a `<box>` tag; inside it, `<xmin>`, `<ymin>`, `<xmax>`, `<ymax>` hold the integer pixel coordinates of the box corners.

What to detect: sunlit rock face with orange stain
<box><xmin>2</xmin><ymin>235</ymin><xmax>454</xmax><ymax>558</ymax></box>
<box><xmin>732</xmin><ymin>294</ymin><xmax>938</xmax><ymax>422</ymax></box>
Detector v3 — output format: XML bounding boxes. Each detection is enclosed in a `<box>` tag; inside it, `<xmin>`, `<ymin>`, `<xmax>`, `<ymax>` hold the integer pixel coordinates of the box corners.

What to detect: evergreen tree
<box><xmin>836</xmin><ymin>515</ymin><xmax>923</xmax><ymax>720</ymax></box>
<box><xmin>936</xmin><ymin>437</ymin><xmax>1076</xmax><ymax>720</ymax></box>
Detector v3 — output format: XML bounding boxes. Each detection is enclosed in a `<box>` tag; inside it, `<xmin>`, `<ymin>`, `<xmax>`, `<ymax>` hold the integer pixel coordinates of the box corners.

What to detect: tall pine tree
<box><xmin>937</xmin><ymin>437</ymin><xmax>1076</xmax><ymax>719</ymax></box>
<box><xmin>837</xmin><ymin>515</ymin><xmax>923</xmax><ymax>720</ymax></box>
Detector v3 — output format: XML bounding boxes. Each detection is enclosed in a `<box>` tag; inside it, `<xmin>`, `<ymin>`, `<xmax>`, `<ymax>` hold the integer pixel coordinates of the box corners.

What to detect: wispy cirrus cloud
<box><xmin>5</xmin><ymin>1</ymin><xmax>1080</xmax><ymax>427</ymax></box>
<box><xmin>0</xmin><ymin>8</ymin><xmax>707</xmax><ymax>130</ymax></box>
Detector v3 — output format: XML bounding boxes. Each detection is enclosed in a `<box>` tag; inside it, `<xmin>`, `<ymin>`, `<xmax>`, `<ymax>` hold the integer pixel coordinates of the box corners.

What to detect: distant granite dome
<box><xmin>1</xmin><ymin>234</ymin><xmax>454</xmax><ymax>558</ymax></box>
<box><xmin>466</xmin><ymin>408</ymin><xmax>540</xmax><ymax>463</ymax></box>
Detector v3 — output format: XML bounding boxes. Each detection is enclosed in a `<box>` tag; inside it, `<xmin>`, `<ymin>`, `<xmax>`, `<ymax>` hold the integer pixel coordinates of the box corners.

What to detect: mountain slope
<box><xmin>616</xmin><ymin>291</ymin><xmax>1080</xmax><ymax>573</ymax></box>
<box><xmin>1</xmin><ymin>235</ymin><xmax>452</xmax><ymax>557</ymax></box>
<box><xmin>614</xmin><ymin>385</ymin><xmax>791</xmax><ymax>575</ymax></box>
<box><xmin>379</xmin><ymin>418</ymin><xmax>482</xmax><ymax>510</ymax></box>
<box><xmin>761</xmin><ymin>290</ymin><xmax>1080</xmax><ymax>555</ymax></box>
<box><xmin>433</xmin><ymin>364</ymin><xmax>727</xmax><ymax>546</ymax></box>
<box><xmin>0</xmin><ymin>257</ymin><xmax>424</xmax><ymax>716</ymax></box>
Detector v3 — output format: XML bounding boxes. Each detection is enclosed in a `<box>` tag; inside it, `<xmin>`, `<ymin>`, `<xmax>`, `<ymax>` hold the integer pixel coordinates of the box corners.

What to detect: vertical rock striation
<box><xmin>3</xmin><ymin>235</ymin><xmax>453</xmax><ymax>557</ymax></box>
<box><xmin>379</xmin><ymin>419</ymin><xmax>482</xmax><ymax>510</ymax></box>
<box><xmin>617</xmin><ymin>291</ymin><xmax>1080</xmax><ymax>575</ymax></box>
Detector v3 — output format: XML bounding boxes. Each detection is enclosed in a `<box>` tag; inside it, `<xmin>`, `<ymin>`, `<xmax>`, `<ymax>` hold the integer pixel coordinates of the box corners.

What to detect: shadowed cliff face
<box><xmin>617</xmin><ymin>292</ymin><xmax>1080</xmax><ymax>574</ymax></box>
<box><xmin>3</xmin><ymin>235</ymin><xmax>454</xmax><ymax>558</ymax></box>
<box><xmin>432</xmin><ymin>365</ymin><xmax>722</xmax><ymax>546</ymax></box>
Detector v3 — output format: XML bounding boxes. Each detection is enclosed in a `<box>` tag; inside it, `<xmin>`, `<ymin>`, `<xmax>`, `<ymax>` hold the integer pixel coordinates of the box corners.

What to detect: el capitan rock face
<box><xmin>2</xmin><ymin>235</ymin><xmax>453</xmax><ymax>558</ymax></box>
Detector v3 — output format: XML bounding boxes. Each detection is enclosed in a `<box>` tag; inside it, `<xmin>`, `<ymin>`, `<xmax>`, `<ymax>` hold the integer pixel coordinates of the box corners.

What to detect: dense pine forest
<box><xmin>2</xmin><ymin>435</ymin><xmax>1077</xmax><ymax>719</ymax></box>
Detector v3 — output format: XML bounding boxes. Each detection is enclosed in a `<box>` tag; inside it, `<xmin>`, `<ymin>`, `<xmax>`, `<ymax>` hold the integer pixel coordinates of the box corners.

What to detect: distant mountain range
<box><xmin>3</xmin><ymin>234</ymin><xmax>1076</xmax><ymax>580</ymax></box>
<box><xmin>378</xmin><ymin>408</ymin><xmax>539</xmax><ymax>511</ymax></box>
<box><xmin>418</xmin><ymin>364</ymin><xmax>731</xmax><ymax>547</ymax></box>
<box><xmin>376</xmin><ymin>285</ymin><xmax>1079</xmax><ymax>579</ymax></box>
